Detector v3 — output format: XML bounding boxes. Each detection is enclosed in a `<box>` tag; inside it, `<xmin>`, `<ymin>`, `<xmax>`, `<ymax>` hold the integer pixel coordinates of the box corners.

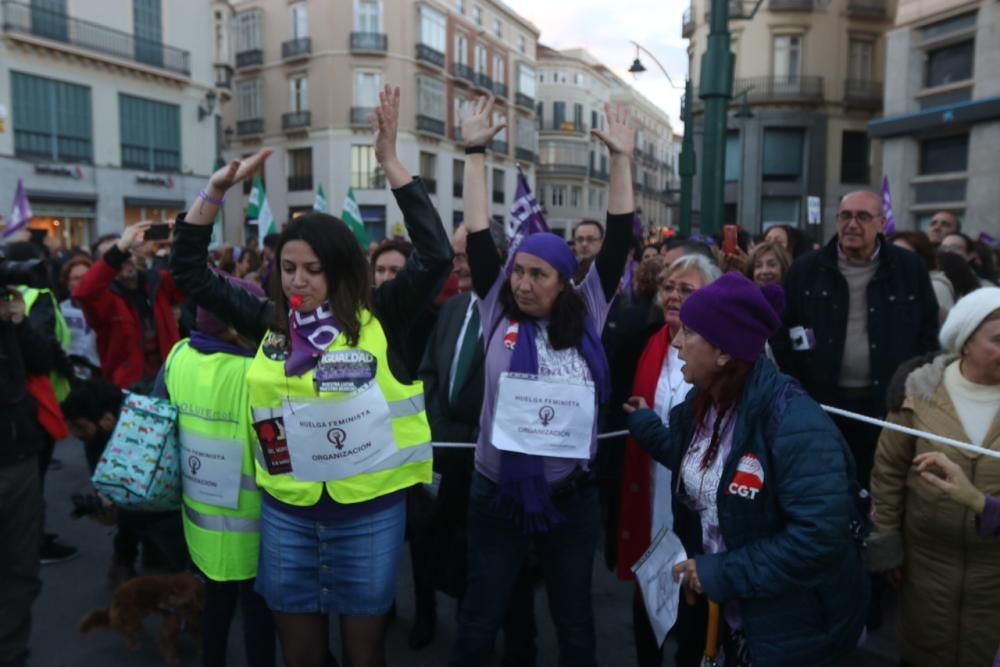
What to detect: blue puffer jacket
<box><xmin>626</xmin><ymin>358</ymin><xmax>868</xmax><ymax>667</ymax></box>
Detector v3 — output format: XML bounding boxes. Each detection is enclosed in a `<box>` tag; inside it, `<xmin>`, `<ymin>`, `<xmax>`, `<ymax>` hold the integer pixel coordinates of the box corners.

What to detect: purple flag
<box><xmin>979</xmin><ymin>232</ymin><xmax>998</xmax><ymax>247</ymax></box>
<box><xmin>506</xmin><ymin>169</ymin><xmax>549</xmax><ymax>262</ymax></box>
<box><xmin>3</xmin><ymin>179</ymin><xmax>32</xmax><ymax>239</ymax></box>
<box><xmin>880</xmin><ymin>175</ymin><xmax>895</xmax><ymax>235</ymax></box>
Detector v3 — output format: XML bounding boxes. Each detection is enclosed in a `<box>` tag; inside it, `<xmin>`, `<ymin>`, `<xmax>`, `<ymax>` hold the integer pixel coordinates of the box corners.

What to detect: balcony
<box><xmin>705</xmin><ymin>0</ymin><xmax>746</xmax><ymax>20</ymax></box>
<box><xmin>214</xmin><ymin>64</ymin><xmax>233</xmax><ymax>89</ymax></box>
<box><xmin>350</xmin><ymin>31</ymin><xmax>387</xmax><ymax>53</ymax></box>
<box><xmin>237</xmin><ymin>118</ymin><xmax>264</xmax><ymax>136</ymax></box>
<box><xmin>453</xmin><ymin>62</ymin><xmax>476</xmax><ymax>84</ymax></box>
<box><xmin>493</xmin><ymin>81</ymin><xmax>508</xmax><ymax>98</ymax></box>
<box><xmin>537</xmin><ymin>163</ymin><xmax>588</xmax><ymax>178</ymax></box>
<box><xmin>733</xmin><ymin>75</ymin><xmax>825</xmax><ymax>103</ymax></box>
<box><xmin>847</xmin><ymin>0</ymin><xmax>886</xmax><ymax>19</ymax></box>
<box><xmin>768</xmin><ymin>0</ymin><xmax>813</xmax><ymax>9</ymax></box>
<box><xmin>491</xmin><ymin>139</ymin><xmax>508</xmax><ymax>155</ymax></box>
<box><xmin>546</xmin><ymin>120</ymin><xmax>587</xmax><ymax>135</ymax></box>
<box><xmin>476</xmin><ymin>72</ymin><xmax>493</xmax><ymax>90</ymax></box>
<box><xmin>282</xmin><ymin>111</ymin><xmax>311</xmax><ymax>131</ymax></box>
<box><xmin>281</xmin><ymin>37</ymin><xmax>311</xmax><ymax>61</ymax></box>
<box><xmin>287</xmin><ymin>174</ymin><xmax>313</xmax><ymax>192</ymax></box>
<box><xmin>236</xmin><ymin>49</ymin><xmax>263</xmax><ymax>69</ymax></box>
<box><xmin>844</xmin><ymin>79</ymin><xmax>883</xmax><ymax>109</ymax></box>
<box><xmin>589</xmin><ymin>165</ymin><xmax>609</xmax><ymax>182</ymax></box>
<box><xmin>416</xmin><ymin>43</ymin><xmax>445</xmax><ymax>69</ymax></box>
<box><xmin>416</xmin><ymin>114</ymin><xmax>445</xmax><ymax>137</ymax></box>
<box><xmin>351</xmin><ymin>107</ymin><xmax>374</xmax><ymax>126</ymax></box>
<box><xmin>515</xmin><ymin>92</ymin><xmax>534</xmax><ymax>110</ymax></box>
<box><xmin>1</xmin><ymin>0</ymin><xmax>190</xmax><ymax>76</ymax></box>
<box><xmin>682</xmin><ymin>7</ymin><xmax>694</xmax><ymax>37</ymax></box>
<box><xmin>515</xmin><ymin>147</ymin><xmax>536</xmax><ymax>163</ymax></box>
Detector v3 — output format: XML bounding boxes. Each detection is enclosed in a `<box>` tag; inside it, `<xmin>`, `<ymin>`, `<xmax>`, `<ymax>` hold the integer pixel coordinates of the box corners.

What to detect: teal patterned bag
<box><xmin>91</xmin><ymin>391</ymin><xmax>181</xmax><ymax>511</ymax></box>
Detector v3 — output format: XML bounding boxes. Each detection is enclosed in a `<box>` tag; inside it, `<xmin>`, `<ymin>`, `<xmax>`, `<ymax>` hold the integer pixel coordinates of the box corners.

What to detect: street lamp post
<box><xmin>698</xmin><ymin>0</ymin><xmax>736</xmax><ymax>237</ymax></box>
<box><xmin>626</xmin><ymin>42</ymin><xmax>694</xmax><ymax>235</ymax></box>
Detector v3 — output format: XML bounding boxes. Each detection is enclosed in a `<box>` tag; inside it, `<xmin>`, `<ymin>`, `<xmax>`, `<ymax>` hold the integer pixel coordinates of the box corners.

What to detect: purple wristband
<box><xmin>198</xmin><ymin>190</ymin><xmax>225</xmax><ymax>206</ymax></box>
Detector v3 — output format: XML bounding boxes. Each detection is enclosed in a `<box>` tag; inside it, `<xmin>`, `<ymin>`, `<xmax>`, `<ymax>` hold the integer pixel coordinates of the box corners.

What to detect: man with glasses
<box><xmin>773</xmin><ymin>191</ymin><xmax>939</xmax><ymax>490</ymax></box>
<box><xmin>927</xmin><ymin>210</ymin><xmax>961</xmax><ymax>246</ymax></box>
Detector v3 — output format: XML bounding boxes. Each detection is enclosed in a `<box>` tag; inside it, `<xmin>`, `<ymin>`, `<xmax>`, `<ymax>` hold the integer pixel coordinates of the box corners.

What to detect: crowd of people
<box><xmin>1</xmin><ymin>85</ymin><xmax>999</xmax><ymax>667</ymax></box>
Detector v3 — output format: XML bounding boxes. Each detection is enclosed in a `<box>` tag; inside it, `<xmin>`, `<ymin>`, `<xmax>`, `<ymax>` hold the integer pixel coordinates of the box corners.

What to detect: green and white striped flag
<box><xmin>246</xmin><ymin>175</ymin><xmax>276</xmax><ymax>249</ymax></box>
<box><xmin>341</xmin><ymin>187</ymin><xmax>369</xmax><ymax>248</ymax></box>
<box><xmin>314</xmin><ymin>184</ymin><xmax>329</xmax><ymax>213</ymax></box>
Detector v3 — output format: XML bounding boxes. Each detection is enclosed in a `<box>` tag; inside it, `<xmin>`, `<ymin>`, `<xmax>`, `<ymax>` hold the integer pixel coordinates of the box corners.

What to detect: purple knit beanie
<box><xmin>197</xmin><ymin>273</ymin><xmax>266</xmax><ymax>338</ymax></box>
<box><xmin>679</xmin><ymin>273</ymin><xmax>785</xmax><ymax>362</ymax></box>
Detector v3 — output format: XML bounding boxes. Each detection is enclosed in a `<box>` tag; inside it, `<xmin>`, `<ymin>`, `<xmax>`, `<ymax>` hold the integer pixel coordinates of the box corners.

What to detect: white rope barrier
<box><xmin>819</xmin><ymin>404</ymin><xmax>1000</xmax><ymax>460</ymax></box>
<box><xmin>431</xmin><ymin>409</ymin><xmax>1000</xmax><ymax>461</ymax></box>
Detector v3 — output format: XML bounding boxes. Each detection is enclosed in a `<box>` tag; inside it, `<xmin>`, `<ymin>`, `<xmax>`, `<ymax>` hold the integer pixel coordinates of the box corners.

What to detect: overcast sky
<box><xmin>503</xmin><ymin>0</ymin><xmax>689</xmax><ymax>132</ymax></box>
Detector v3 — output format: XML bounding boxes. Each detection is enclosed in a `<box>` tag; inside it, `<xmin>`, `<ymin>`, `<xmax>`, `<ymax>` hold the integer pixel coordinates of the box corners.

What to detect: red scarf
<box><xmin>26</xmin><ymin>375</ymin><xmax>69</xmax><ymax>441</ymax></box>
<box><xmin>617</xmin><ymin>324</ymin><xmax>673</xmax><ymax>581</ymax></box>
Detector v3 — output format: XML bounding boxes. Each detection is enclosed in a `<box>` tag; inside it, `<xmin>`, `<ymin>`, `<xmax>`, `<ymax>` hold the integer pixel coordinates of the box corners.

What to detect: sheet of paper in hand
<box><xmin>631</xmin><ymin>528</ymin><xmax>689</xmax><ymax>647</ymax></box>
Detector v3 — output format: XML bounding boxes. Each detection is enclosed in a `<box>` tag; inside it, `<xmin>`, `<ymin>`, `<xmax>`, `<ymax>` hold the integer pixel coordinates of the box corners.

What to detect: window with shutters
<box><xmin>493</xmin><ymin>18</ymin><xmax>502</xmax><ymax>39</ymax></box>
<box><xmin>454</xmin><ymin>33</ymin><xmax>468</xmax><ymax>66</ymax></box>
<box><xmin>848</xmin><ymin>40</ymin><xmax>873</xmax><ymax>82</ymax></box>
<box><xmin>418</xmin><ymin>6</ymin><xmax>446</xmax><ymax>53</ymax></box>
<box><xmin>119</xmin><ymin>94</ymin><xmax>180</xmax><ymax>172</ymax></box>
<box><xmin>355</xmin><ymin>0</ymin><xmax>382</xmax><ymax>33</ymax></box>
<box><xmin>290</xmin><ymin>3</ymin><xmax>308</xmax><ymax>38</ymax></box>
<box><xmin>289</xmin><ymin>76</ymin><xmax>309</xmax><ymax>112</ymax></box>
<box><xmin>11</xmin><ymin>71</ymin><xmax>92</xmax><ymax>162</ymax></box>
<box><xmin>493</xmin><ymin>54</ymin><xmax>504</xmax><ymax>84</ymax></box>
<box><xmin>236</xmin><ymin>9</ymin><xmax>263</xmax><ymax>52</ymax></box>
<box><xmin>354</xmin><ymin>71</ymin><xmax>383</xmax><ymax>107</ymax></box>
<box><xmin>351</xmin><ymin>145</ymin><xmax>385</xmax><ymax>189</ymax></box>
<box><xmin>287</xmin><ymin>147</ymin><xmax>313</xmax><ymax>191</ymax></box>
<box><xmin>238</xmin><ymin>79</ymin><xmax>263</xmax><ymax>119</ymax></box>
<box><xmin>772</xmin><ymin>35</ymin><xmax>801</xmax><ymax>83</ymax></box>
<box><xmin>762</xmin><ymin>128</ymin><xmax>804</xmax><ymax>181</ymax></box>
<box><xmin>416</xmin><ymin>75</ymin><xmax>446</xmax><ymax>121</ymax></box>
<box><xmin>30</xmin><ymin>0</ymin><xmax>67</xmax><ymax>41</ymax></box>
<box><xmin>516</xmin><ymin>117</ymin><xmax>534</xmax><ymax>150</ymax></box>
<box><xmin>475</xmin><ymin>43</ymin><xmax>487</xmax><ymax>74</ymax></box>
<box><xmin>133</xmin><ymin>0</ymin><xmax>163</xmax><ymax>68</ymax></box>
<box><xmin>517</xmin><ymin>63</ymin><xmax>536</xmax><ymax>97</ymax></box>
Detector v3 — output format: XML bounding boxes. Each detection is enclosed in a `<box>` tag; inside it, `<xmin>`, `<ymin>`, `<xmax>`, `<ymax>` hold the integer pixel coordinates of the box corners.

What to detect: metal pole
<box><xmin>678</xmin><ymin>80</ymin><xmax>696</xmax><ymax>236</ymax></box>
<box><xmin>698</xmin><ymin>0</ymin><xmax>735</xmax><ymax>236</ymax></box>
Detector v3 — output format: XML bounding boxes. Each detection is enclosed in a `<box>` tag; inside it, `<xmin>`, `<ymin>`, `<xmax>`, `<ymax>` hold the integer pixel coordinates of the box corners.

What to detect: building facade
<box><xmin>683</xmin><ymin>0</ymin><xmax>895</xmax><ymax>239</ymax></box>
<box><xmin>871</xmin><ymin>0</ymin><xmax>1000</xmax><ymax>237</ymax></box>
<box><xmin>220</xmin><ymin>0</ymin><xmax>540</xmax><ymax>245</ymax></box>
<box><xmin>0</xmin><ymin>0</ymin><xmax>223</xmax><ymax>247</ymax></box>
<box><xmin>535</xmin><ymin>46</ymin><xmax>677</xmax><ymax>239</ymax></box>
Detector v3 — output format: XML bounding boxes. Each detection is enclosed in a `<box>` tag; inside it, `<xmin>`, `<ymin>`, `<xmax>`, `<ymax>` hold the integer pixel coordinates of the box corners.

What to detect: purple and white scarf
<box><xmin>286</xmin><ymin>303</ymin><xmax>341</xmax><ymax>376</ymax></box>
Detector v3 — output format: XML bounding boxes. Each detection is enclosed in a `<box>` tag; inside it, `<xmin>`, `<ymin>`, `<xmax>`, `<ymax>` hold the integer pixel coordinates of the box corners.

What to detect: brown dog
<box><xmin>80</xmin><ymin>572</ymin><xmax>203</xmax><ymax>664</ymax></box>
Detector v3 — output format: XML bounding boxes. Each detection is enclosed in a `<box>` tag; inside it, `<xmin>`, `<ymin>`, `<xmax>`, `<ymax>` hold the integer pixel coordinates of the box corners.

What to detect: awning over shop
<box><xmin>868</xmin><ymin>95</ymin><xmax>1000</xmax><ymax>139</ymax></box>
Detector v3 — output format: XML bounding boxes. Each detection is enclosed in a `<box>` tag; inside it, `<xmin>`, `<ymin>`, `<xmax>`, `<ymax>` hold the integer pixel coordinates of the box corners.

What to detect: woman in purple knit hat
<box><xmin>624</xmin><ymin>273</ymin><xmax>869</xmax><ymax>667</ymax></box>
<box><xmin>448</xmin><ymin>95</ymin><xmax>633</xmax><ymax>667</ymax></box>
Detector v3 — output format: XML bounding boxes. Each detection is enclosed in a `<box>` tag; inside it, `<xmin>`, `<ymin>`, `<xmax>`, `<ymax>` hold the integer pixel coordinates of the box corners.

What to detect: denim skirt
<box><xmin>255</xmin><ymin>499</ymin><xmax>405</xmax><ymax>615</ymax></box>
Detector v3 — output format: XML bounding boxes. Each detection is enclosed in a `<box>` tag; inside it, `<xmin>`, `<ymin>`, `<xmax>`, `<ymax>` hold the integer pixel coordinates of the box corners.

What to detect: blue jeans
<box><xmin>451</xmin><ymin>471</ymin><xmax>598</xmax><ymax>667</ymax></box>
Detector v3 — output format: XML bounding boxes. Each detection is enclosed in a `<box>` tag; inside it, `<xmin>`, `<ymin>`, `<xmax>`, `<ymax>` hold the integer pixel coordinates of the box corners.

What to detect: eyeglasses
<box><xmin>659</xmin><ymin>283</ymin><xmax>696</xmax><ymax>299</ymax></box>
<box><xmin>836</xmin><ymin>210</ymin><xmax>881</xmax><ymax>224</ymax></box>
<box><xmin>575</xmin><ymin>235</ymin><xmax>601</xmax><ymax>245</ymax></box>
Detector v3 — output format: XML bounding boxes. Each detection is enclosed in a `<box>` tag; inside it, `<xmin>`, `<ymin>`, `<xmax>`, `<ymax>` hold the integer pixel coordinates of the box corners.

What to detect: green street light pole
<box><xmin>678</xmin><ymin>80</ymin><xmax>696</xmax><ymax>236</ymax></box>
<box><xmin>698</xmin><ymin>0</ymin><xmax>735</xmax><ymax>237</ymax></box>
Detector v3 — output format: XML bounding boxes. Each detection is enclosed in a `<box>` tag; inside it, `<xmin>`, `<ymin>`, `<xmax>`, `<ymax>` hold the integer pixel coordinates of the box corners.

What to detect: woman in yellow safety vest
<box><xmin>169</xmin><ymin>85</ymin><xmax>452</xmax><ymax>667</ymax></box>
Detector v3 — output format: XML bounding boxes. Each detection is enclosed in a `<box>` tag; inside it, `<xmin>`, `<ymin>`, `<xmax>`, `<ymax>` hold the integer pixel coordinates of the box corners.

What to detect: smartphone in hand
<box><xmin>145</xmin><ymin>223</ymin><xmax>171</xmax><ymax>241</ymax></box>
<box><xmin>722</xmin><ymin>224</ymin><xmax>738</xmax><ymax>256</ymax></box>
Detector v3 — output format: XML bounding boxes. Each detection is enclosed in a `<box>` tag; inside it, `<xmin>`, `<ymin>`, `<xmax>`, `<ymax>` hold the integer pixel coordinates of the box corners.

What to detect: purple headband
<box><xmin>507</xmin><ymin>233</ymin><xmax>578</xmax><ymax>280</ymax></box>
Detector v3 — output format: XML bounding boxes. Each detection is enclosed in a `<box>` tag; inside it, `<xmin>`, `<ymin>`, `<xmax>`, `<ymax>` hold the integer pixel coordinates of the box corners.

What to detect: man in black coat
<box><xmin>0</xmin><ymin>285</ymin><xmax>51</xmax><ymax>667</ymax></box>
<box><xmin>772</xmin><ymin>190</ymin><xmax>939</xmax><ymax>488</ymax></box>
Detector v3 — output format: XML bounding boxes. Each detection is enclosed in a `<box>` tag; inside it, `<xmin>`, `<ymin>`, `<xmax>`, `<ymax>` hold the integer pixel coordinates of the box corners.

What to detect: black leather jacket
<box><xmin>0</xmin><ymin>318</ymin><xmax>51</xmax><ymax>466</ymax></box>
<box><xmin>168</xmin><ymin>177</ymin><xmax>453</xmax><ymax>381</ymax></box>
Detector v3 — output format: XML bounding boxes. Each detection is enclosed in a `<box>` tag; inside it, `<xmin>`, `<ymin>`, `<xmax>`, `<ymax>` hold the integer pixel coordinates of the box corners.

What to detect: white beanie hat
<box><xmin>939</xmin><ymin>287</ymin><xmax>1000</xmax><ymax>353</ymax></box>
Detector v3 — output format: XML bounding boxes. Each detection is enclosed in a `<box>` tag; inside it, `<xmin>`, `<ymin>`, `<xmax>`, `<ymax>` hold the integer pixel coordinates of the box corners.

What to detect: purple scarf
<box><xmin>498</xmin><ymin>233</ymin><xmax>611</xmax><ymax>534</ymax></box>
<box><xmin>286</xmin><ymin>303</ymin><xmax>341</xmax><ymax>376</ymax></box>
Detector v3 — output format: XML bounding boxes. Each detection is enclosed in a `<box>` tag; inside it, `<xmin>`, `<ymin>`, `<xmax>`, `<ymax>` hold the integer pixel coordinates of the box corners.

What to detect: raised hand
<box><xmin>116</xmin><ymin>220</ymin><xmax>153</xmax><ymax>253</ymax></box>
<box><xmin>592</xmin><ymin>101</ymin><xmax>635</xmax><ymax>157</ymax></box>
<box><xmin>460</xmin><ymin>96</ymin><xmax>505</xmax><ymax>148</ymax></box>
<box><xmin>208</xmin><ymin>149</ymin><xmax>273</xmax><ymax>195</ymax></box>
<box><xmin>369</xmin><ymin>84</ymin><xmax>401</xmax><ymax>166</ymax></box>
